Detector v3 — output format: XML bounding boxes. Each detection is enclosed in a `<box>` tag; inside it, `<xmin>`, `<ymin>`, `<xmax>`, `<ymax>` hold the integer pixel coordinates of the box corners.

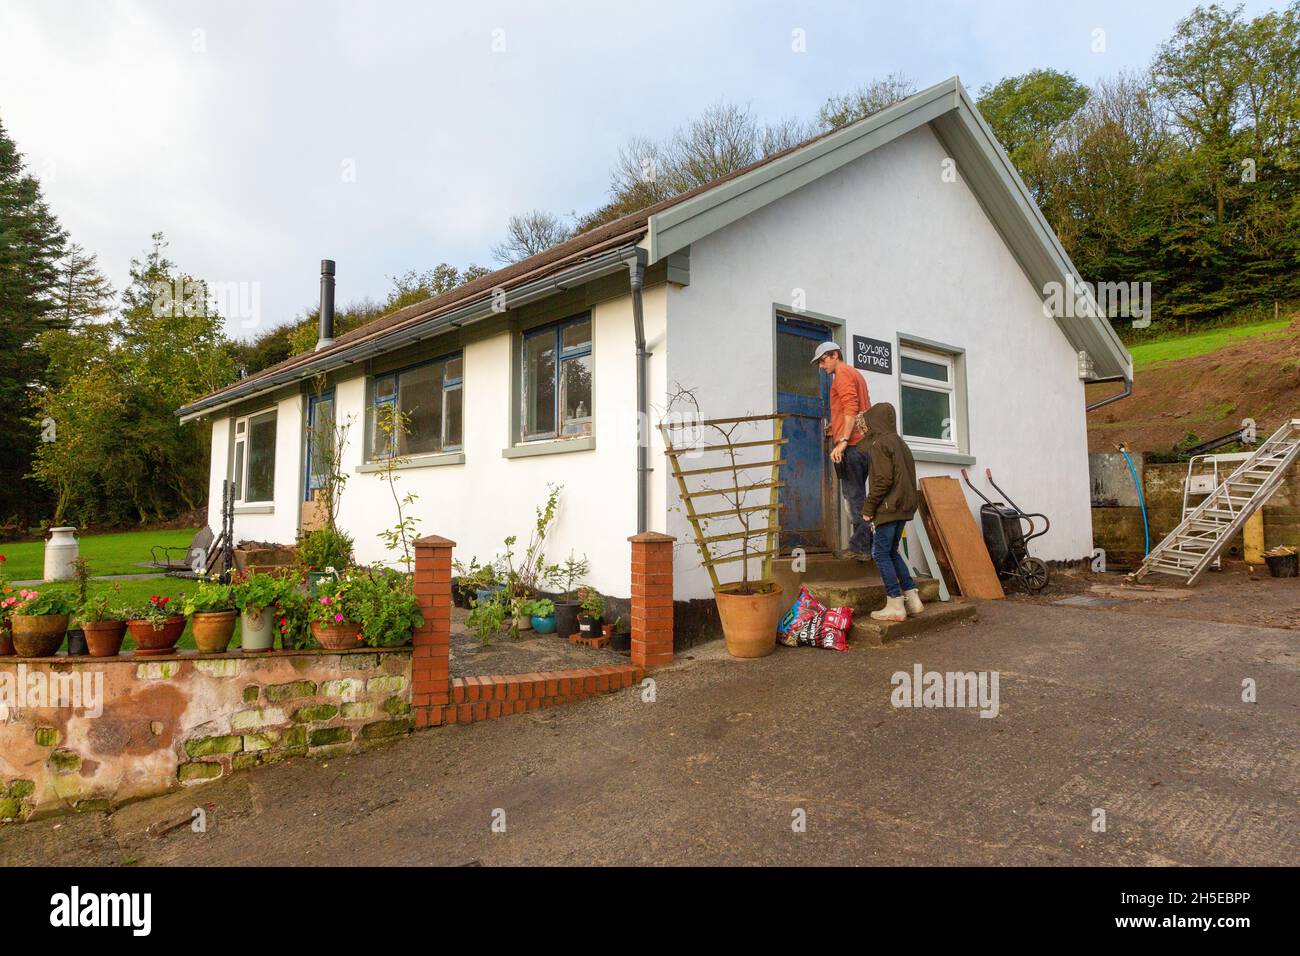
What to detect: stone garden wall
<box><xmin>0</xmin><ymin>648</ymin><xmax>411</xmax><ymax>821</ymax></box>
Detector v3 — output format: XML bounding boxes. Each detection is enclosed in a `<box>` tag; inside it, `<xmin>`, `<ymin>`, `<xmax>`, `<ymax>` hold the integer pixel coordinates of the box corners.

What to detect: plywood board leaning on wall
<box><xmin>919</xmin><ymin>476</ymin><xmax>1005</xmax><ymax>600</ymax></box>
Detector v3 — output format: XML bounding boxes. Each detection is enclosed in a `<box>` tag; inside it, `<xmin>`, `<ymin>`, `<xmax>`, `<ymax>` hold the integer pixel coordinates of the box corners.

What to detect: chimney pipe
<box><xmin>316</xmin><ymin>259</ymin><xmax>336</xmax><ymax>351</ymax></box>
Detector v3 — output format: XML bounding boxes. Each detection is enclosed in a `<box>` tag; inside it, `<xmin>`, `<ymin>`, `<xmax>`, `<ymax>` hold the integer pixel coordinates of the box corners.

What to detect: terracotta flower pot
<box><xmin>191</xmin><ymin>610</ymin><xmax>237</xmax><ymax>654</ymax></box>
<box><xmin>714</xmin><ymin>583</ymin><xmax>785</xmax><ymax>659</ymax></box>
<box><xmin>126</xmin><ymin>615</ymin><xmax>186</xmax><ymax>656</ymax></box>
<box><xmin>0</xmin><ymin>621</ymin><xmax>13</xmax><ymax>656</ymax></box>
<box><xmin>311</xmin><ymin>620</ymin><xmax>361</xmax><ymax>650</ymax></box>
<box><xmin>10</xmin><ymin>614</ymin><xmax>68</xmax><ymax>658</ymax></box>
<box><xmin>82</xmin><ymin>620</ymin><xmax>127</xmax><ymax>657</ymax></box>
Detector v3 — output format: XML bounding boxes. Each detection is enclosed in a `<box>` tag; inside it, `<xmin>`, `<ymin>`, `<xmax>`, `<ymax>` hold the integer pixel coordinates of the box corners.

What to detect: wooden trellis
<box><xmin>660</xmin><ymin>413</ymin><xmax>788</xmax><ymax>591</ymax></box>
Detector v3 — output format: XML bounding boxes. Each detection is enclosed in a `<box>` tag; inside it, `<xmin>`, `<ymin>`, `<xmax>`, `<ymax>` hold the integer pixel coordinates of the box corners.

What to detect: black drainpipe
<box><xmin>630</xmin><ymin>248</ymin><xmax>649</xmax><ymax>533</ymax></box>
<box><xmin>316</xmin><ymin>259</ymin><xmax>336</xmax><ymax>351</ymax></box>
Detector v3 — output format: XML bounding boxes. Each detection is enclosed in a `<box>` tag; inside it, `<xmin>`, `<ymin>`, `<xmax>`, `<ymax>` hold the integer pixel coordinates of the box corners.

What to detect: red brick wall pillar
<box><xmin>411</xmin><ymin>535</ymin><xmax>454</xmax><ymax>728</ymax></box>
<box><xmin>629</xmin><ymin>532</ymin><xmax>674</xmax><ymax>669</ymax></box>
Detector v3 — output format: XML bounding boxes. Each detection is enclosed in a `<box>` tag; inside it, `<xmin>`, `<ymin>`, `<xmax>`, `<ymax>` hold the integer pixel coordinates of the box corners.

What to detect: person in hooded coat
<box><xmin>860</xmin><ymin>402</ymin><xmax>924</xmax><ymax>621</ymax></box>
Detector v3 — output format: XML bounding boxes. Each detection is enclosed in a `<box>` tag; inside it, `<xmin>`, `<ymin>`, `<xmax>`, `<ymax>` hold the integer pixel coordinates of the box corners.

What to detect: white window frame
<box><xmin>233</xmin><ymin>409</ymin><xmax>277</xmax><ymax>505</ymax></box>
<box><xmin>899</xmin><ymin>346</ymin><xmax>958</xmax><ymax>452</ymax></box>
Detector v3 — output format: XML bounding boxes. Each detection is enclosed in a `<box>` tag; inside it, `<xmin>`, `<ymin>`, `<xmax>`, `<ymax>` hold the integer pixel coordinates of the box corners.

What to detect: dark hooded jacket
<box><xmin>861</xmin><ymin>402</ymin><xmax>919</xmax><ymax>525</ymax></box>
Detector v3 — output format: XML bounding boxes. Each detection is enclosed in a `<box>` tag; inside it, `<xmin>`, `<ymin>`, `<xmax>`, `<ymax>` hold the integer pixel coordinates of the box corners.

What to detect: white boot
<box><xmin>870</xmin><ymin>595</ymin><xmax>907</xmax><ymax>622</ymax></box>
<box><xmin>903</xmin><ymin>588</ymin><xmax>924</xmax><ymax>617</ymax></box>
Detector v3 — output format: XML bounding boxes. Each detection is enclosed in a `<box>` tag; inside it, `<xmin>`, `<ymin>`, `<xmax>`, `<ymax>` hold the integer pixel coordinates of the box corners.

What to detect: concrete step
<box><xmin>850</xmin><ymin>599</ymin><xmax>977</xmax><ymax>647</ymax></box>
<box><xmin>801</xmin><ymin>576</ymin><xmax>942</xmax><ymax>615</ymax></box>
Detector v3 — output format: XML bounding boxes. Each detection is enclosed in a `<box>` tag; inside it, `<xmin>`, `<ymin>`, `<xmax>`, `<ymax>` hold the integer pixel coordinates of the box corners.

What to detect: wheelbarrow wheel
<box><xmin>1017</xmin><ymin>556</ymin><xmax>1049</xmax><ymax>592</ymax></box>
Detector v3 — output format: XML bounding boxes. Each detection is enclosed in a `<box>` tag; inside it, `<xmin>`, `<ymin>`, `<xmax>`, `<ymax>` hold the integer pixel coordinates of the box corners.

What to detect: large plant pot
<box><xmin>577</xmin><ymin>614</ymin><xmax>603</xmax><ymax>637</ymax></box>
<box><xmin>513</xmin><ymin>614</ymin><xmax>533</xmax><ymax>632</ymax></box>
<box><xmin>714</xmin><ymin>583</ymin><xmax>785</xmax><ymax>659</ymax></box>
<box><xmin>240</xmin><ymin>607</ymin><xmax>275</xmax><ymax>653</ymax></box>
<box><xmin>192</xmin><ymin>610</ymin><xmax>237</xmax><ymax>654</ymax></box>
<box><xmin>126</xmin><ymin>615</ymin><xmax>186</xmax><ymax>656</ymax></box>
<box><xmin>0</xmin><ymin>622</ymin><xmax>12</xmax><ymax>656</ymax></box>
<box><xmin>310</xmin><ymin>620</ymin><xmax>361</xmax><ymax>650</ymax></box>
<box><xmin>82</xmin><ymin>620</ymin><xmax>127</xmax><ymax>657</ymax></box>
<box><xmin>10</xmin><ymin>614</ymin><xmax>68</xmax><ymax>658</ymax></box>
<box><xmin>553</xmin><ymin>601</ymin><xmax>579</xmax><ymax>638</ymax></box>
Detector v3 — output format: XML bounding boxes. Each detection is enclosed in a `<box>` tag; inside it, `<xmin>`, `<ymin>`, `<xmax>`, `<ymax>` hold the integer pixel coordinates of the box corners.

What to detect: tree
<box><xmin>32</xmin><ymin>233</ymin><xmax>235</xmax><ymax>524</ymax></box>
<box><xmin>577</xmin><ymin>102</ymin><xmax>815</xmax><ymax>232</ymax></box>
<box><xmin>977</xmin><ymin>69</ymin><xmax>1091</xmax><ymax>202</ymax></box>
<box><xmin>491</xmin><ymin>210</ymin><xmax>573</xmax><ymax>264</ymax></box>
<box><xmin>0</xmin><ymin>116</ymin><xmax>66</xmax><ymax>524</ymax></box>
<box><xmin>816</xmin><ymin>73</ymin><xmax>917</xmax><ymax>130</ymax></box>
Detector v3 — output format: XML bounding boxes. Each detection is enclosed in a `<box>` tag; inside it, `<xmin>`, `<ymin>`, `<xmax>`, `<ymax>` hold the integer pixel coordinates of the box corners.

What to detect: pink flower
<box><xmin>334</xmin><ymin>612</ymin><xmax>343</xmax><ymax>623</ymax></box>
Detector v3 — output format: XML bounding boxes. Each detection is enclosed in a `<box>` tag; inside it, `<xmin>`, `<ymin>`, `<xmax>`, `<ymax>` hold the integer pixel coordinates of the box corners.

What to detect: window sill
<box><xmin>233</xmin><ymin>504</ymin><xmax>274</xmax><ymax>515</ymax></box>
<box><xmin>356</xmin><ymin>452</ymin><xmax>465</xmax><ymax>473</ymax></box>
<box><xmin>910</xmin><ymin>448</ymin><xmax>975</xmax><ymax>466</ymax></box>
<box><xmin>502</xmin><ymin>435</ymin><xmax>595</xmax><ymax>459</ymax></box>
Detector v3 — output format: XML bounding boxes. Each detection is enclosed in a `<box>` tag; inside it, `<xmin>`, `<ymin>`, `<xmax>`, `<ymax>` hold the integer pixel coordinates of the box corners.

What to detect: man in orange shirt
<box><xmin>812</xmin><ymin>341</ymin><xmax>873</xmax><ymax>560</ymax></box>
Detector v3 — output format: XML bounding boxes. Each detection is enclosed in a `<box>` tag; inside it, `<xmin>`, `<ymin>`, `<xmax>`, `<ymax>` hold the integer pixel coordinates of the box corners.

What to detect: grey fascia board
<box><xmin>646</xmin><ymin>77</ymin><xmax>962</xmax><ymax>263</ymax></box>
<box><xmin>177</xmin><ymin>243</ymin><xmax>643</xmax><ymax>422</ymax></box>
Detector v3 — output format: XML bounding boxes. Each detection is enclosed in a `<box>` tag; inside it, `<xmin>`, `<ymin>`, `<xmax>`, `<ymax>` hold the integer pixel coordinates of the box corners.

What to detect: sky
<box><xmin>0</xmin><ymin>0</ymin><xmax>1285</xmax><ymax>339</ymax></box>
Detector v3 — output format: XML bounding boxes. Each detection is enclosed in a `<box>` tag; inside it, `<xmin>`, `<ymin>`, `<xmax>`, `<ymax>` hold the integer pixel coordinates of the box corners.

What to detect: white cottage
<box><xmin>178</xmin><ymin>78</ymin><xmax>1131</xmax><ymax>605</ymax></box>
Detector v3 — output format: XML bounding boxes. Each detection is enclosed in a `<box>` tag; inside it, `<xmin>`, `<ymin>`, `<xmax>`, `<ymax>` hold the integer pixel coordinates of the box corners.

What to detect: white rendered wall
<box><xmin>207</xmin><ymin>285</ymin><xmax>668</xmax><ymax>599</ymax></box>
<box><xmin>664</xmin><ymin>124</ymin><xmax>1094</xmax><ymax>599</ymax></box>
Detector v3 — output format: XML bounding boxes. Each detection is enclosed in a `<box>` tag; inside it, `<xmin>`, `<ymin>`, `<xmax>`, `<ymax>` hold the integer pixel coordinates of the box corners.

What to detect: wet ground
<box><xmin>4</xmin><ymin>592</ymin><xmax>1295</xmax><ymax>867</ymax></box>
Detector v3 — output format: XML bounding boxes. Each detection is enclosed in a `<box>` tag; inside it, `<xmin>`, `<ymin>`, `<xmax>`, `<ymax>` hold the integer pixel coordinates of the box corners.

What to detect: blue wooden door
<box><xmin>776</xmin><ymin>315</ymin><xmax>832</xmax><ymax>552</ymax></box>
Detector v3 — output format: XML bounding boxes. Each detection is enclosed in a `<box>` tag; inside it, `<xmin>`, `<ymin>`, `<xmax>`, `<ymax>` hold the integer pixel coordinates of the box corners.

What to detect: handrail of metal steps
<box><xmin>1132</xmin><ymin>419</ymin><xmax>1300</xmax><ymax>585</ymax></box>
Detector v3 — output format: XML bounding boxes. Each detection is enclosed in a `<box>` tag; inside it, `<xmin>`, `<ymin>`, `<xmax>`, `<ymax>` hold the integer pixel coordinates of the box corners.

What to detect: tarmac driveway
<box><xmin>2</xmin><ymin>599</ymin><xmax>1296</xmax><ymax>866</ymax></box>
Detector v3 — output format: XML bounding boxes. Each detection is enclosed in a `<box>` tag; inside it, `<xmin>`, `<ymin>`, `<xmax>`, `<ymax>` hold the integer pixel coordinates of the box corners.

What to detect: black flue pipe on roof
<box><xmin>316</xmin><ymin>259</ymin><xmax>336</xmax><ymax>351</ymax></box>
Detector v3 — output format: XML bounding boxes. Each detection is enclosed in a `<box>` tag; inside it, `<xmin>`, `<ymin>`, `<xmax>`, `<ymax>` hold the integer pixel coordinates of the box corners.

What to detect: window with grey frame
<box><xmin>369</xmin><ymin>353</ymin><xmax>464</xmax><ymax>459</ymax></box>
<box><xmin>520</xmin><ymin>314</ymin><xmax>592</xmax><ymax>442</ymax></box>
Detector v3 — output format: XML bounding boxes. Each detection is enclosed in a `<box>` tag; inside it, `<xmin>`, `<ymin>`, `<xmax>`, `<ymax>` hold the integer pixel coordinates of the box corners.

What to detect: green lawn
<box><xmin>0</xmin><ymin>528</ymin><xmax>199</xmax><ymax>582</ymax></box>
<box><xmin>1128</xmin><ymin>318</ymin><xmax>1294</xmax><ymax>370</ymax></box>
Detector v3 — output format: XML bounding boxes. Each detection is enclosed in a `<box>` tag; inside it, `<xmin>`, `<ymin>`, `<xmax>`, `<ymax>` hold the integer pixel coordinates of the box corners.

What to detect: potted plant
<box><xmin>307</xmin><ymin>577</ymin><xmax>361</xmax><ymax>649</ymax></box>
<box><xmin>9</xmin><ymin>587</ymin><xmax>74</xmax><ymax>657</ymax></box>
<box><xmin>510</xmin><ymin>595</ymin><xmax>533</xmax><ymax>632</ymax></box>
<box><xmin>340</xmin><ymin>566</ymin><xmax>423</xmax><ymax>647</ymax></box>
<box><xmin>576</xmin><ymin>586</ymin><xmax>605</xmax><ymax>637</ymax></box>
<box><xmin>77</xmin><ymin>587</ymin><xmax>128</xmax><ymax>658</ymax></box>
<box><xmin>183</xmin><ymin>579</ymin><xmax>238</xmax><ymax>653</ymax></box>
<box><xmin>466</xmin><ymin>591</ymin><xmax>506</xmax><ymax>645</ymax></box>
<box><xmin>546</xmin><ymin>552</ymin><xmax>589</xmax><ymax>638</ymax></box>
<box><xmin>232</xmin><ymin>571</ymin><xmax>283</xmax><ymax>653</ymax></box>
<box><xmin>125</xmin><ymin>594</ymin><xmax>187</xmax><ymax>656</ymax></box>
<box><xmin>0</xmin><ymin>553</ymin><xmax>15</xmax><ymax>656</ymax></box>
<box><xmin>297</xmin><ymin>526</ymin><xmax>354</xmax><ymax>594</ymax></box>
<box><xmin>65</xmin><ymin>556</ymin><xmax>93</xmax><ymax>656</ymax></box>
<box><xmin>524</xmin><ymin>597</ymin><xmax>555</xmax><ymax>634</ymax></box>
<box><xmin>274</xmin><ymin>582</ymin><xmax>310</xmax><ymax>651</ymax></box>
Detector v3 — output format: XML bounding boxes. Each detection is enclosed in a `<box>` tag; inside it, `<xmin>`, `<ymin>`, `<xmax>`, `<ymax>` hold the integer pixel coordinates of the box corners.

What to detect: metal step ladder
<box><xmin>1133</xmin><ymin>419</ymin><xmax>1300</xmax><ymax>585</ymax></box>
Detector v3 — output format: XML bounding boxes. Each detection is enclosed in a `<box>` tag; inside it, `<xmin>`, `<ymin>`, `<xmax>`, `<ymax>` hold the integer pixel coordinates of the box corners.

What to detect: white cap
<box><xmin>810</xmin><ymin>341</ymin><xmax>841</xmax><ymax>364</ymax></box>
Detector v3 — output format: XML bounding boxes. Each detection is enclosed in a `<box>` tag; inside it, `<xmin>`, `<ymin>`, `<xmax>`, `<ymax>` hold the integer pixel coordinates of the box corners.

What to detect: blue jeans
<box><xmin>871</xmin><ymin>519</ymin><xmax>916</xmax><ymax>598</ymax></box>
<box><xmin>838</xmin><ymin>442</ymin><xmax>873</xmax><ymax>555</ymax></box>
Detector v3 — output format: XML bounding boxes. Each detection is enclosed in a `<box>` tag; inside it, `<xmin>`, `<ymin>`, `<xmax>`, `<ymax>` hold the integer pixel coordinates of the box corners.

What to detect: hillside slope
<box><xmin>1086</xmin><ymin>318</ymin><xmax>1300</xmax><ymax>454</ymax></box>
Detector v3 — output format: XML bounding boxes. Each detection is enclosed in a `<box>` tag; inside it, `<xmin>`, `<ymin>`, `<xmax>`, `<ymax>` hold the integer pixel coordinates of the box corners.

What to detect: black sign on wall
<box><xmin>852</xmin><ymin>335</ymin><xmax>893</xmax><ymax>374</ymax></box>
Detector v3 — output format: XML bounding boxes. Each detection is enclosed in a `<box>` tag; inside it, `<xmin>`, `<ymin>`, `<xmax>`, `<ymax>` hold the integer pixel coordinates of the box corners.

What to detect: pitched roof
<box><xmin>179</xmin><ymin>77</ymin><xmax>1130</xmax><ymax>420</ymax></box>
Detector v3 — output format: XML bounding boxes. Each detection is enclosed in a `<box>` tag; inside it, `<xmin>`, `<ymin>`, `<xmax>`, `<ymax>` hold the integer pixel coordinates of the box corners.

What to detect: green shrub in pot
<box><xmin>183</xmin><ymin>580</ymin><xmax>238</xmax><ymax>654</ymax></box>
<box><xmin>9</xmin><ymin>587</ymin><xmax>76</xmax><ymax>657</ymax></box>
<box><xmin>340</xmin><ymin>567</ymin><xmax>423</xmax><ymax>647</ymax></box>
